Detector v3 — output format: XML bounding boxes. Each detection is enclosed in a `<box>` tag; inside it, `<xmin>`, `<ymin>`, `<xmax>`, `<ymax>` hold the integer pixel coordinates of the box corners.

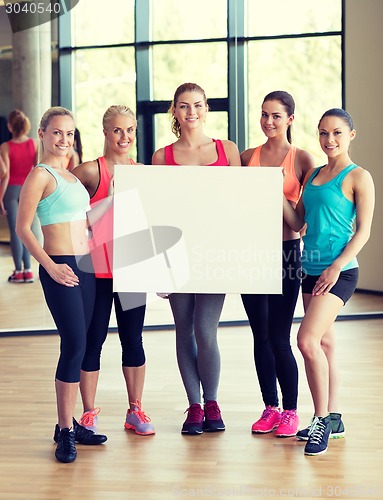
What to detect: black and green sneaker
<box><xmin>304</xmin><ymin>414</ymin><xmax>332</xmax><ymax>456</ymax></box>
<box><xmin>297</xmin><ymin>412</ymin><xmax>345</xmax><ymax>441</ymax></box>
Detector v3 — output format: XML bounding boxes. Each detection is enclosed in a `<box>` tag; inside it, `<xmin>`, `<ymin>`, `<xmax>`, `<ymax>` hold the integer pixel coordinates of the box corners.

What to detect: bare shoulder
<box><xmin>220</xmin><ymin>139</ymin><xmax>241</xmax><ymax>165</ymax></box>
<box><xmin>240</xmin><ymin>147</ymin><xmax>256</xmax><ymax>166</ymax></box>
<box><xmin>72</xmin><ymin>159</ymin><xmax>98</xmax><ymax>180</ymax></box>
<box><xmin>351</xmin><ymin>165</ymin><xmax>374</xmax><ymax>188</ymax></box>
<box><xmin>152</xmin><ymin>147</ymin><xmax>166</xmax><ymax>165</ymax></box>
<box><xmin>295</xmin><ymin>147</ymin><xmax>316</xmax><ymax>175</ymax></box>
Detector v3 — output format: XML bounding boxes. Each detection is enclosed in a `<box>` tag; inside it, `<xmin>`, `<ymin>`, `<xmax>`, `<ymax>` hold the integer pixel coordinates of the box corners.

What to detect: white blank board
<box><xmin>113</xmin><ymin>165</ymin><xmax>282</xmax><ymax>294</ymax></box>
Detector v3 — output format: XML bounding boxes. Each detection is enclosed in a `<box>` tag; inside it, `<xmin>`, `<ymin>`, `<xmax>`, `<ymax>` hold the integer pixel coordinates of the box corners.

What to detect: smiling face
<box><xmin>38</xmin><ymin>115</ymin><xmax>75</xmax><ymax>158</ymax></box>
<box><xmin>318</xmin><ymin>115</ymin><xmax>356</xmax><ymax>158</ymax></box>
<box><xmin>173</xmin><ymin>90</ymin><xmax>208</xmax><ymax>132</ymax></box>
<box><xmin>103</xmin><ymin>114</ymin><xmax>137</xmax><ymax>155</ymax></box>
<box><xmin>260</xmin><ymin>99</ymin><xmax>294</xmax><ymax>139</ymax></box>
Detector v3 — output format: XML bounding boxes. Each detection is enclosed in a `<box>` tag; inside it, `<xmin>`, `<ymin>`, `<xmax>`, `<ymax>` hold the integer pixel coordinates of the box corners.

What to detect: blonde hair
<box><xmin>38</xmin><ymin>107</ymin><xmax>74</xmax><ymax>159</ymax></box>
<box><xmin>39</xmin><ymin>106</ymin><xmax>74</xmax><ymax>131</ymax></box>
<box><xmin>102</xmin><ymin>105</ymin><xmax>136</xmax><ymax>129</ymax></box>
<box><xmin>169</xmin><ymin>83</ymin><xmax>208</xmax><ymax>138</ymax></box>
<box><xmin>102</xmin><ymin>105</ymin><xmax>137</xmax><ymax>155</ymax></box>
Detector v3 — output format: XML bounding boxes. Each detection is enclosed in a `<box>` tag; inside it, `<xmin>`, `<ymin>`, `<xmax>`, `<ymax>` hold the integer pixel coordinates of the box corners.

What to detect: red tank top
<box><xmin>248</xmin><ymin>145</ymin><xmax>301</xmax><ymax>203</ymax></box>
<box><xmin>8</xmin><ymin>138</ymin><xmax>36</xmax><ymax>185</ymax></box>
<box><xmin>164</xmin><ymin>139</ymin><xmax>229</xmax><ymax>166</ymax></box>
<box><xmin>90</xmin><ymin>156</ymin><xmax>136</xmax><ymax>279</ymax></box>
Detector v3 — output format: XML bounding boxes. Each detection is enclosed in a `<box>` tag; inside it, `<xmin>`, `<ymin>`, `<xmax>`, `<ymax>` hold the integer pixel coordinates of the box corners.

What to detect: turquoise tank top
<box><xmin>301</xmin><ymin>163</ymin><xmax>358</xmax><ymax>275</ymax></box>
<box><xmin>36</xmin><ymin>164</ymin><xmax>90</xmax><ymax>226</ymax></box>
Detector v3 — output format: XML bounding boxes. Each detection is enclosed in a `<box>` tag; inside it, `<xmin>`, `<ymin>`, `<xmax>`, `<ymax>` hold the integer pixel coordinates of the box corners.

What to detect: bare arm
<box><xmin>0</xmin><ymin>143</ymin><xmax>10</xmax><ymax>214</ymax></box>
<box><xmin>152</xmin><ymin>148</ymin><xmax>166</xmax><ymax>165</ymax></box>
<box><xmin>222</xmin><ymin>140</ymin><xmax>241</xmax><ymax>166</ymax></box>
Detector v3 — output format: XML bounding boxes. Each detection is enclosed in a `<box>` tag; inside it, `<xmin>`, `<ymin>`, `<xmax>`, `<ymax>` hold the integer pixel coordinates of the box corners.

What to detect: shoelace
<box><xmin>307</xmin><ymin>417</ymin><xmax>326</xmax><ymax>444</ymax></box>
<box><xmin>205</xmin><ymin>403</ymin><xmax>221</xmax><ymax>420</ymax></box>
<box><xmin>279</xmin><ymin>410</ymin><xmax>295</xmax><ymax>425</ymax></box>
<box><xmin>184</xmin><ymin>404</ymin><xmax>204</xmax><ymax>422</ymax></box>
<box><xmin>130</xmin><ymin>400</ymin><xmax>151</xmax><ymax>423</ymax></box>
<box><xmin>59</xmin><ymin>429</ymin><xmax>76</xmax><ymax>452</ymax></box>
<box><xmin>79</xmin><ymin>407</ymin><xmax>101</xmax><ymax>427</ymax></box>
<box><xmin>260</xmin><ymin>406</ymin><xmax>278</xmax><ymax>421</ymax></box>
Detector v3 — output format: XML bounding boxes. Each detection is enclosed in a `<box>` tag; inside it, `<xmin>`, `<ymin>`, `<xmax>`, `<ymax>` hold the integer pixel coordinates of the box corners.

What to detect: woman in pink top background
<box><xmin>0</xmin><ymin>109</ymin><xmax>41</xmax><ymax>283</ymax></box>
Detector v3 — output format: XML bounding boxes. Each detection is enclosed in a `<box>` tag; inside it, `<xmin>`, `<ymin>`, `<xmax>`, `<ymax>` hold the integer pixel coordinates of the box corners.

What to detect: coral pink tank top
<box><xmin>248</xmin><ymin>145</ymin><xmax>301</xmax><ymax>203</ymax></box>
<box><xmin>90</xmin><ymin>156</ymin><xmax>136</xmax><ymax>279</ymax></box>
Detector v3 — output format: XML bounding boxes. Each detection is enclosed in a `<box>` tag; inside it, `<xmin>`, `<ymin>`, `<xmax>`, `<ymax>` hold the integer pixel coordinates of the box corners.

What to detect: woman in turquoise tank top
<box><xmin>16</xmin><ymin>107</ymin><xmax>107</xmax><ymax>464</ymax></box>
<box><xmin>283</xmin><ymin>109</ymin><xmax>375</xmax><ymax>457</ymax></box>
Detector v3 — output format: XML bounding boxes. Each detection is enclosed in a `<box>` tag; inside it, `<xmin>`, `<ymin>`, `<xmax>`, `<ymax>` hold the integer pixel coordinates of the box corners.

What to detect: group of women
<box><xmin>7</xmin><ymin>82</ymin><xmax>374</xmax><ymax>463</ymax></box>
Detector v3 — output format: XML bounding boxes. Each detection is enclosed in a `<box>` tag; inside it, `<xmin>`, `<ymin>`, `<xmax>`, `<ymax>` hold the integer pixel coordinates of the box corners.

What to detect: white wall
<box><xmin>345</xmin><ymin>0</ymin><xmax>383</xmax><ymax>291</ymax></box>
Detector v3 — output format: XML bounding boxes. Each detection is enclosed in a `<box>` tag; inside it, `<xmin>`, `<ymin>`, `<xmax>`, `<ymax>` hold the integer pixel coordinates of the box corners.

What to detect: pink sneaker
<box><xmin>251</xmin><ymin>406</ymin><xmax>281</xmax><ymax>433</ymax></box>
<box><xmin>79</xmin><ymin>407</ymin><xmax>101</xmax><ymax>433</ymax></box>
<box><xmin>275</xmin><ymin>409</ymin><xmax>299</xmax><ymax>437</ymax></box>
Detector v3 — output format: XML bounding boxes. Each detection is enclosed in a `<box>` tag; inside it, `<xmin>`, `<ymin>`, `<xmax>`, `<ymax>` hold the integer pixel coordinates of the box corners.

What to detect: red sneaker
<box><xmin>8</xmin><ymin>270</ymin><xmax>24</xmax><ymax>283</ymax></box>
<box><xmin>23</xmin><ymin>270</ymin><xmax>34</xmax><ymax>283</ymax></box>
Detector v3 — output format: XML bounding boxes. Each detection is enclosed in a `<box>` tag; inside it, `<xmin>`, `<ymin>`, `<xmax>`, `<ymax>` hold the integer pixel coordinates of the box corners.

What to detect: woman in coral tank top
<box><xmin>241</xmin><ymin>91</ymin><xmax>315</xmax><ymax>438</ymax></box>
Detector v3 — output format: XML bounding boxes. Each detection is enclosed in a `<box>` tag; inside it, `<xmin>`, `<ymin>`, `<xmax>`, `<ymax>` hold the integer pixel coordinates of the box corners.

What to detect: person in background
<box><xmin>283</xmin><ymin>108</ymin><xmax>374</xmax><ymax>455</ymax></box>
<box><xmin>0</xmin><ymin>109</ymin><xmax>42</xmax><ymax>283</ymax></box>
<box><xmin>16</xmin><ymin>106</ymin><xmax>107</xmax><ymax>464</ymax></box>
<box><xmin>73</xmin><ymin>105</ymin><xmax>155</xmax><ymax>436</ymax></box>
<box><xmin>152</xmin><ymin>82</ymin><xmax>241</xmax><ymax>435</ymax></box>
<box><xmin>66</xmin><ymin>128</ymin><xmax>83</xmax><ymax>171</ymax></box>
<box><xmin>241</xmin><ymin>91</ymin><xmax>315</xmax><ymax>438</ymax></box>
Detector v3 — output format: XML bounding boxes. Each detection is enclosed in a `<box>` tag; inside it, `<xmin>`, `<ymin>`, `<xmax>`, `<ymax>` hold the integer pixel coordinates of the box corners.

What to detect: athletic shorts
<box><xmin>301</xmin><ymin>267</ymin><xmax>359</xmax><ymax>305</ymax></box>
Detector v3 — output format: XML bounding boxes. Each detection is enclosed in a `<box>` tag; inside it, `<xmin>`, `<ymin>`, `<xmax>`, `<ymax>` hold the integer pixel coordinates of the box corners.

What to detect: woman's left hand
<box><xmin>312</xmin><ymin>265</ymin><xmax>341</xmax><ymax>296</ymax></box>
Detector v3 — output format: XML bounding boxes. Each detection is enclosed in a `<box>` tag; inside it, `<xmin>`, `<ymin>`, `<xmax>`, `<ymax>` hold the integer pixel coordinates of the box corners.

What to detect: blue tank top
<box><xmin>36</xmin><ymin>163</ymin><xmax>90</xmax><ymax>226</ymax></box>
<box><xmin>301</xmin><ymin>163</ymin><xmax>358</xmax><ymax>275</ymax></box>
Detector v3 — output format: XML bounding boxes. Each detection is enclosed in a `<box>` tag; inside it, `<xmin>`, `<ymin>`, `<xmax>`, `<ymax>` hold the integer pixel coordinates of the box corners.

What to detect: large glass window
<box><xmin>247</xmin><ymin>36</ymin><xmax>342</xmax><ymax>164</ymax></box>
<box><xmin>247</xmin><ymin>0</ymin><xmax>342</xmax><ymax>36</ymax></box>
<box><xmin>152</xmin><ymin>43</ymin><xmax>228</xmax><ymax>101</ymax></box>
<box><xmin>72</xmin><ymin>0</ymin><xmax>135</xmax><ymax>46</ymax></box>
<box><xmin>74</xmin><ymin>47</ymin><xmax>136</xmax><ymax>161</ymax></box>
<box><xmin>152</xmin><ymin>0</ymin><xmax>227</xmax><ymax>41</ymax></box>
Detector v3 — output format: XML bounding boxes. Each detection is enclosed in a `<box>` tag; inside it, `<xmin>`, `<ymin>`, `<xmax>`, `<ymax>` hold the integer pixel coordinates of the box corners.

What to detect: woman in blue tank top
<box><xmin>283</xmin><ymin>108</ymin><xmax>375</xmax><ymax>457</ymax></box>
<box><xmin>16</xmin><ymin>107</ymin><xmax>107</xmax><ymax>464</ymax></box>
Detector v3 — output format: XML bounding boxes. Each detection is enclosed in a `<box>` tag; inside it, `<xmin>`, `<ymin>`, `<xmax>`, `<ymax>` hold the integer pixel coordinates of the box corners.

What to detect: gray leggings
<box><xmin>169</xmin><ymin>293</ymin><xmax>225</xmax><ymax>405</ymax></box>
<box><xmin>4</xmin><ymin>184</ymin><xmax>42</xmax><ymax>270</ymax></box>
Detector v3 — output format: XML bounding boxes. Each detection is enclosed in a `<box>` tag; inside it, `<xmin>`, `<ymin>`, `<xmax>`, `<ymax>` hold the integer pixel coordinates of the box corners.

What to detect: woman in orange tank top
<box><xmin>241</xmin><ymin>91</ymin><xmax>315</xmax><ymax>438</ymax></box>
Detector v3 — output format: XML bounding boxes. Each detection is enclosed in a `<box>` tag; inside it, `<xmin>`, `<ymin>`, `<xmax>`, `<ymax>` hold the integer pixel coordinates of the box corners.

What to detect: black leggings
<box><xmin>241</xmin><ymin>239</ymin><xmax>301</xmax><ymax>410</ymax></box>
<box><xmin>39</xmin><ymin>255</ymin><xmax>96</xmax><ymax>383</ymax></box>
<box><xmin>81</xmin><ymin>278</ymin><xmax>146</xmax><ymax>371</ymax></box>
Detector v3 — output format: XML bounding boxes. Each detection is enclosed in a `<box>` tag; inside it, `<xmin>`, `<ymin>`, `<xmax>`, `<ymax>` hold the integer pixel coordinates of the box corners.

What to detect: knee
<box><xmin>297</xmin><ymin>334</ymin><xmax>317</xmax><ymax>360</ymax></box>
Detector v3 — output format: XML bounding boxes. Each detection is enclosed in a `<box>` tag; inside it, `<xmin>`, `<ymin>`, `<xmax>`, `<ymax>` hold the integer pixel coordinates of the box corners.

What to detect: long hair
<box><xmin>262</xmin><ymin>91</ymin><xmax>295</xmax><ymax>144</ymax></box>
<box><xmin>169</xmin><ymin>83</ymin><xmax>208</xmax><ymax>138</ymax></box>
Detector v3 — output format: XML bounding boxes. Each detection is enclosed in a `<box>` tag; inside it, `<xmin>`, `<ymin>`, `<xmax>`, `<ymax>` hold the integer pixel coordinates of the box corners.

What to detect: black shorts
<box><xmin>301</xmin><ymin>268</ymin><xmax>359</xmax><ymax>305</ymax></box>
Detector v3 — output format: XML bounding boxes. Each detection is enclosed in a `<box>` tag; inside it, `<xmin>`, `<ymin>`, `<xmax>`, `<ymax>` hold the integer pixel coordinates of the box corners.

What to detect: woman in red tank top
<box><xmin>73</xmin><ymin>105</ymin><xmax>155</xmax><ymax>437</ymax></box>
<box><xmin>0</xmin><ymin>109</ymin><xmax>40</xmax><ymax>283</ymax></box>
<box><xmin>152</xmin><ymin>82</ymin><xmax>241</xmax><ymax>435</ymax></box>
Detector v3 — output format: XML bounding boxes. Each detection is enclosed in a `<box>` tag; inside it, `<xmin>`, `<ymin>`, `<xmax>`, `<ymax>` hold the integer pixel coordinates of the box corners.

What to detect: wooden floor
<box><xmin>0</xmin><ymin>240</ymin><xmax>383</xmax><ymax>499</ymax></box>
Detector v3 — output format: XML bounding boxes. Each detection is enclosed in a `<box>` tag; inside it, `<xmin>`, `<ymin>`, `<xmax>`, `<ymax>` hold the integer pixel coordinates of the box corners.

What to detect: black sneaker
<box><xmin>304</xmin><ymin>415</ymin><xmax>332</xmax><ymax>456</ymax></box>
<box><xmin>297</xmin><ymin>412</ymin><xmax>345</xmax><ymax>441</ymax></box>
<box><xmin>203</xmin><ymin>400</ymin><xmax>225</xmax><ymax>432</ymax></box>
<box><xmin>55</xmin><ymin>428</ymin><xmax>77</xmax><ymax>463</ymax></box>
<box><xmin>53</xmin><ymin>418</ymin><xmax>107</xmax><ymax>445</ymax></box>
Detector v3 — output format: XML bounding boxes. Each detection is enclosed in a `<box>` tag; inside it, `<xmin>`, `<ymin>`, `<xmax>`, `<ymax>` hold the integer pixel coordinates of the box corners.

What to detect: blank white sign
<box><xmin>113</xmin><ymin>165</ymin><xmax>282</xmax><ymax>294</ymax></box>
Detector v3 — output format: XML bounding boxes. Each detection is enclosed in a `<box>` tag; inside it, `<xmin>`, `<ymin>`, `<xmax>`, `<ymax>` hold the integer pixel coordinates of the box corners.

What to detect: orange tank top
<box><xmin>89</xmin><ymin>156</ymin><xmax>136</xmax><ymax>279</ymax></box>
<box><xmin>247</xmin><ymin>145</ymin><xmax>301</xmax><ymax>203</ymax></box>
